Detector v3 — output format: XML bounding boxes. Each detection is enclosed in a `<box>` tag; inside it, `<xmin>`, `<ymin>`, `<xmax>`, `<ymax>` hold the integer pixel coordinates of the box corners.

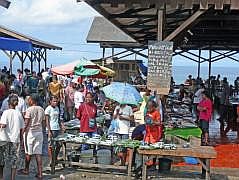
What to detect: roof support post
<box><xmin>197</xmin><ymin>49</ymin><xmax>201</xmax><ymax>78</ymax></box>
<box><xmin>157</xmin><ymin>9</ymin><xmax>164</xmax><ymax>41</ymax></box>
<box><xmin>2</xmin><ymin>50</ymin><xmax>17</xmax><ymax>74</ymax></box>
<box><xmin>208</xmin><ymin>49</ymin><xmax>212</xmax><ymax>96</ymax></box>
<box><xmin>44</xmin><ymin>49</ymin><xmax>47</xmax><ymax>69</ymax></box>
<box><xmin>102</xmin><ymin>47</ymin><xmax>105</xmax><ymax>66</ymax></box>
<box><xmin>30</xmin><ymin>52</ymin><xmax>33</xmax><ymax>72</ymax></box>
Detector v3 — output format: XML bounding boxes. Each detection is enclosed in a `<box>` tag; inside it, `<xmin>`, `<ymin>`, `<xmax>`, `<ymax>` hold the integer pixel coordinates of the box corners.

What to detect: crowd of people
<box><xmin>0</xmin><ymin>66</ymin><xmax>111</xmax><ymax>179</ymax></box>
<box><xmin>172</xmin><ymin>74</ymin><xmax>239</xmax><ymax>143</ymax></box>
<box><xmin>1</xmin><ymin>64</ymin><xmax>238</xmax><ymax>179</ymax></box>
<box><xmin>0</xmin><ymin>66</ymin><xmax>164</xmax><ymax>179</ymax></box>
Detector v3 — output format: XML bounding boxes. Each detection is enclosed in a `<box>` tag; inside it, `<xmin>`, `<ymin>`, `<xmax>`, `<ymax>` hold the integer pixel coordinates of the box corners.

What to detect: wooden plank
<box><xmin>138</xmin><ymin>146</ymin><xmax>217</xmax><ymax>159</ymax></box>
<box><xmin>142</xmin><ymin>155</ymin><xmax>148</xmax><ymax>180</ymax></box>
<box><xmin>71</xmin><ymin>162</ymin><xmax>127</xmax><ymax>170</ymax></box>
<box><xmin>127</xmin><ymin>149</ymin><xmax>134</xmax><ymax>180</ymax></box>
<box><xmin>185</xmin><ymin>0</ymin><xmax>193</xmax><ymax>9</ymax></box>
<box><xmin>164</xmin><ymin>10</ymin><xmax>206</xmax><ymax>41</ymax></box>
<box><xmin>215</xmin><ymin>0</ymin><xmax>223</xmax><ymax>9</ymax></box>
<box><xmin>200</xmin><ymin>0</ymin><xmax>208</xmax><ymax>9</ymax></box>
<box><xmin>157</xmin><ymin>10</ymin><xmax>164</xmax><ymax>41</ymax></box>
<box><xmin>231</xmin><ymin>0</ymin><xmax>239</xmax><ymax>10</ymax></box>
<box><xmin>206</xmin><ymin>159</ymin><xmax>211</xmax><ymax>180</ymax></box>
<box><xmin>169</xmin><ymin>0</ymin><xmax>178</xmax><ymax>9</ymax></box>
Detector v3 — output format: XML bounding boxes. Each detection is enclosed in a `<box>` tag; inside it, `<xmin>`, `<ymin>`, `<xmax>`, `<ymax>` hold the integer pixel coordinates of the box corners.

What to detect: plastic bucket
<box><xmin>97</xmin><ymin>149</ymin><xmax>111</xmax><ymax>165</ymax></box>
<box><xmin>80</xmin><ymin>149</ymin><xmax>94</xmax><ymax>163</ymax></box>
<box><xmin>159</xmin><ymin>158</ymin><xmax>172</xmax><ymax>172</ymax></box>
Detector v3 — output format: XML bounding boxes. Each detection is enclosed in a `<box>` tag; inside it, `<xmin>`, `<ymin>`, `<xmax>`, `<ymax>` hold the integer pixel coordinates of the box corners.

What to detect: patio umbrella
<box><xmin>101</xmin><ymin>82</ymin><xmax>142</xmax><ymax>105</ymax></box>
<box><xmin>51</xmin><ymin>59</ymin><xmax>98</xmax><ymax>75</ymax></box>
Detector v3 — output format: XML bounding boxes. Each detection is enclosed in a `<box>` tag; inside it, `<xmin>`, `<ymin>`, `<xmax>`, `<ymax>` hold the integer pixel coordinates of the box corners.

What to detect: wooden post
<box><xmin>197</xmin><ymin>49</ymin><xmax>201</xmax><ymax>78</ymax></box>
<box><xmin>142</xmin><ymin>155</ymin><xmax>147</xmax><ymax>180</ymax></box>
<box><xmin>102</xmin><ymin>47</ymin><xmax>105</xmax><ymax>66</ymax></box>
<box><xmin>112</xmin><ymin>48</ymin><xmax>114</xmax><ymax>57</ymax></box>
<box><xmin>208</xmin><ymin>49</ymin><xmax>212</xmax><ymax>94</ymax></box>
<box><xmin>157</xmin><ymin>9</ymin><xmax>164</xmax><ymax>41</ymax></box>
<box><xmin>9</xmin><ymin>51</ymin><xmax>13</xmax><ymax>74</ymax></box>
<box><xmin>44</xmin><ymin>49</ymin><xmax>47</xmax><ymax>69</ymax></box>
<box><xmin>38</xmin><ymin>60</ymin><xmax>41</xmax><ymax>73</ymax></box>
<box><xmin>30</xmin><ymin>52</ymin><xmax>33</xmax><ymax>72</ymax></box>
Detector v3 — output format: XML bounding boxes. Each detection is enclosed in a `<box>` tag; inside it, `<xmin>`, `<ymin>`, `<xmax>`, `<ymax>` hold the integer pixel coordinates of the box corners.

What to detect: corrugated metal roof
<box><xmin>0</xmin><ymin>25</ymin><xmax>62</xmax><ymax>50</ymax></box>
<box><xmin>87</xmin><ymin>16</ymin><xmax>137</xmax><ymax>43</ymax></box>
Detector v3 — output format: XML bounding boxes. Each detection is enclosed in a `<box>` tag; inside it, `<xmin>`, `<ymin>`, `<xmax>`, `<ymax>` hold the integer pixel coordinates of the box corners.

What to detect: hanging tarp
<box><xmin>74</xmin><ymin>66</ymin><xmax>100</xmax><ymax>76</ymax></box>
<box><xmin>0</xmin><ymin>37</ymin><xmax>33</xmax><ymax>52</ymax></box>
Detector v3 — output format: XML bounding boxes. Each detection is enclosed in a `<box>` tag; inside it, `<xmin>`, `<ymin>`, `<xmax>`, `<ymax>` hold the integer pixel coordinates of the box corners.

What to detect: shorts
<box><xmin>199</xmin><ymin>120</ymin><xmax>209</xmax><ymax>133</ymax></box>
<box><xmin>5</xmin><ymin>142</ymin><xmax>20</xmax><ymax>168</ymax></box>
<box><xmin>0</xmin><ymin>145</ymin><xmax>6</xmax><ymax>166</ymax></box>
<box><xmin>48</xmin><ymin>130</ymin><xmax>60</xmax><ymax>147</ymax></box>
<box><xmin>24</xmin><ymin>131</ymin><xmax>43</xmax><ymax>155</ymax></box>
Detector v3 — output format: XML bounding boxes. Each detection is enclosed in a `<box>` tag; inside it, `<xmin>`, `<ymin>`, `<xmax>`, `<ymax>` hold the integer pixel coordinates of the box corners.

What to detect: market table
<box><xmin>51</xmin><ymin>138</ymin><xmax>136</xmax><ymax>180</ymax></box>
<box><xmin>138</xmin><ymin>146</ymin><xmax>217</xmax><ymax>180</ymax></box>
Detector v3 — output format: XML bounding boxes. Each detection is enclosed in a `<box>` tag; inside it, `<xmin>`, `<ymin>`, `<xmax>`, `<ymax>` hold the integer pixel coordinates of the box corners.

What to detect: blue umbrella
<box><xmin>101</xmin><ymin>82</ymin><xmax>142</xmax><ymax>105</ymax></box>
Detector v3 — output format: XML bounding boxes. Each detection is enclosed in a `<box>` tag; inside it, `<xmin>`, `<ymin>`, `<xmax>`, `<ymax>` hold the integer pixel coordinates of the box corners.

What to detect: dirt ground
<box><xmin>2</xmin><ymin>154</ymin><xmax>239</xmax><ymax>179</ymax></box>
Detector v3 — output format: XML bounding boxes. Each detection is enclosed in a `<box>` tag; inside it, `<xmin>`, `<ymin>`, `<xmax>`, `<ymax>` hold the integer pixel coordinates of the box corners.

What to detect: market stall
<box><xmin>51</xmin><ymin>133</ymin><xmax>141</xmax><ymax>180</ymax></box>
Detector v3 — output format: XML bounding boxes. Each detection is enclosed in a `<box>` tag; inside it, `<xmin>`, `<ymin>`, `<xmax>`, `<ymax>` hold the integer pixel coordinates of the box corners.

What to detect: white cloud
<box><xmin>0</xmin><ymin>0</ymin><xmax>100</xmax><ymax>25</ymax></box>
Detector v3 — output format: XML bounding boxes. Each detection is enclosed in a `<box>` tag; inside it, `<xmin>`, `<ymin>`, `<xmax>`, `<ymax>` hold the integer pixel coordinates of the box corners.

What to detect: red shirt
<box><xmin>144</xmin><ymin>110</ymin><xmax>162</xmax><ymax>144</ymax></box>
<box><xmin>77</xmin><ymin>103</ymin><xmax>97</xmax><ymax>133</ymax></box>
<box><xmin>0</xmin><ymin>83</ymin><xmax>6</xmax><ymax>100</ymax></box>
<box><xmin>198</xmin><ymin>99</ymin><xmax>213</xmax><ymax>121</ymax></box>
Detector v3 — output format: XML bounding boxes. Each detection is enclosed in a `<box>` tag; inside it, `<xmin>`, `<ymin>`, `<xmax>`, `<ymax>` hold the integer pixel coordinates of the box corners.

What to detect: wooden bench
<box><xmin>138</xmin><ymin>146</ymin><xmax>217</xmax><ymax>180</ymax></box>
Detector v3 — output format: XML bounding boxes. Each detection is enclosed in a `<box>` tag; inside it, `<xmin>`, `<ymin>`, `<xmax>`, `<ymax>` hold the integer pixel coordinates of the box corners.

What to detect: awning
<box><xmin>0</xmin><ymin>37</ymin><xmax>33</xmax><ymax>52</ymax></box>
<box><xmin>51</xmin><ymin>60</ymin><xmax>97</xmax><ymax>75</ymax></box>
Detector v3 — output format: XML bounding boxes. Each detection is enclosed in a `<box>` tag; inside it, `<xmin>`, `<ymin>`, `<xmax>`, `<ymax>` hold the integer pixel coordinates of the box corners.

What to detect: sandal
<box><xmin>17</xmin><ymin>169</ymin><xmax>29</xmax><ymax>175</ymax></box>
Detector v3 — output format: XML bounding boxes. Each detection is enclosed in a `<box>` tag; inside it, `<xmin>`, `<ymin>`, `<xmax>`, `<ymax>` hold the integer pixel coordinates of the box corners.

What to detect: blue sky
<box><xmin>0</xmin><ymin>0</ymin><xmax>239</xmax><ymax>73</ymax></box>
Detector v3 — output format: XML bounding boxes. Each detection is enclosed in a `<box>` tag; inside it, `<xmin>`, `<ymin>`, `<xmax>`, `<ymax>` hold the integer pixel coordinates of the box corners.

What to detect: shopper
<box><xmin>197</xmin><ymin>91</ymin><xmax>213</xmax><ymax>146</ymax></box>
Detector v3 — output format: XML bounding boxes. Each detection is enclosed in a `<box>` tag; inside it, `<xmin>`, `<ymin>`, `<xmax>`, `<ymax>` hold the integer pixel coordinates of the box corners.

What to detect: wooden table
<box><xmin>138</xmin><ymin>146</ymin><xmax>217</xmax><ymax>180</ymax></box>
<box><xmin>51</xmin><ymin>140</ymin><xmax>135</xmax><ymax>180</ymax></box>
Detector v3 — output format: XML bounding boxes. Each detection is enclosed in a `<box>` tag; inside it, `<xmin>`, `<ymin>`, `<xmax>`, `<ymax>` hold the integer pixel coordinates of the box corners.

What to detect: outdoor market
<box><xmin>1</xmin><ymin>0</ymin><xmax>239</xmax><ymax>180</ymax></box>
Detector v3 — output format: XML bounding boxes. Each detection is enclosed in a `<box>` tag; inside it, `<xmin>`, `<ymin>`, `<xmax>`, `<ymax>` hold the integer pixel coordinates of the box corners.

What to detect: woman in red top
<box><xmin>144</xmin><ymin>100</ymin><xmax>162</xmax><ymax>144</ymax></box>
<box><xmin>197</xmin><ymin>91</ymin><xmax>212</xmax><ymax>146</ymax></box>
<box><xmin>77</xmin><ymin>92</ymin><xmax>97</xmax><ymax>140</ymax></box>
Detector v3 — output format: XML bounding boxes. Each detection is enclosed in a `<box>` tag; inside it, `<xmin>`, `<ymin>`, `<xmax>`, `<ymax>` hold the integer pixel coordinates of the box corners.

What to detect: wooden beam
<box><xmin>164</xmin><ymin>10</ymin><xmax>206</xmax><ymax>41</ymax></box>
<box><xmin>157</xmin><ymin>9</ymin><xmax>164</xmax><ymax>41</ymax></box>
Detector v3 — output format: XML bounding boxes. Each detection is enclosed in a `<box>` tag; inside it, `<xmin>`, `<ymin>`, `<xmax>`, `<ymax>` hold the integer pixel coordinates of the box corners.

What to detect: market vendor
<box><xmin>77</xmin><ymin>92</ymin><xmax>97</xmax><ymax>149</ymax></box>
<box><xmin>113</xmin><ymin>104</ymin><xmax>134</xmax><ymax>139</ymax></box>
<box><xmin>113</xmin><ymin>104</ymin><xmax>134</xmax><ymax>166</ymax></box>
<box><xmin>144</xmin><ymin>100</ymin><xmax>162</xmax><ymax>144</ymax></box>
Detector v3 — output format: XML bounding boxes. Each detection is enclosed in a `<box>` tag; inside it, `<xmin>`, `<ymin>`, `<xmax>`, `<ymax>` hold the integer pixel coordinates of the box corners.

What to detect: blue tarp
<box><xmin>0</xmin><ymin>37</ymin><xmax>33</xmax><ymax>52</ymax></box>
<box><xmin>138</xmin><ymin>63</ymin><xmax>148</xmax><ymax>76</ymax></box>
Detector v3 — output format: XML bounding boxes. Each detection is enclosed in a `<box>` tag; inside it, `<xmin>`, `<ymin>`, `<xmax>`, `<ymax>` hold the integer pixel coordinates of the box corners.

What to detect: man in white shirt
<box><xmin>113</xmin><ymin>104</ymin><xmax>134</xmax><ymax>139</ymax></box>
<box><xmin>74</xmin><ymin>85</ymin><xmax>84</xmax><ymax>113</ymax></box>
<box><xmin>0</xmin><ymin>94</ymin><xmax>25</xmax><ymax>179</ymax></box>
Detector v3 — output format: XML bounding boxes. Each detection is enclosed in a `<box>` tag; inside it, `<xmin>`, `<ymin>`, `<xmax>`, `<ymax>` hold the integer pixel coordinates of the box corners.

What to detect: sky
<box><xmin>0</xmin><ymin>0</ymin><xmax>239</xmax><ymax>73</ymax></box>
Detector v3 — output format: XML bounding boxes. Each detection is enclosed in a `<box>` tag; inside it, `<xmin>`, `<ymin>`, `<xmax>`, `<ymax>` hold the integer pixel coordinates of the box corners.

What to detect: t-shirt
<box><xmin>0</xmin><ymin>109</ymin><xmax>24</xmax><ymax>143</ymax></box>
<box><xmin>0</xmin><ymin>96</ymin><xmax>27</xmax><ymax>114</ymax></box>
<box><xmin>198</xmin><ymin>99</ymin><xmax>213</xmax><ymax>121</ymax></box>
<box><xmin>77</xmin><ymin>103</ymin><xmax>97</xmax><ymax>133</ymax></box>
<box><xmin>113</xmin><ymin>105</ymin><xmax>134</xmax><ymax>135</ymax></box>
<box><xmin>45</xmin><ymin>105</ymin><xmax>60</xmax><ymax>130</ymax></box>
<box><xmin>74</xmin><ymin>91</ymin><xmax>84</xmax><ymax>109</ymax></box>
<box><xmin>25</xmin><ymin>106</ymin><xmax>45</xmax><ymax>132</ymax></box>
<box><xmin>65</xmin><ymin>86</ymin><xmax>75</xmax><ymax>107</ymax></box>
<box><xmin>0</xmin><ymin>82</ymin><xmax>6</xmax><ymax>100</ymax></box>
<box><xmin>49</xmin><ymin>82</ymin><xmax>62</xmax><ymax>98</ymax></box>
